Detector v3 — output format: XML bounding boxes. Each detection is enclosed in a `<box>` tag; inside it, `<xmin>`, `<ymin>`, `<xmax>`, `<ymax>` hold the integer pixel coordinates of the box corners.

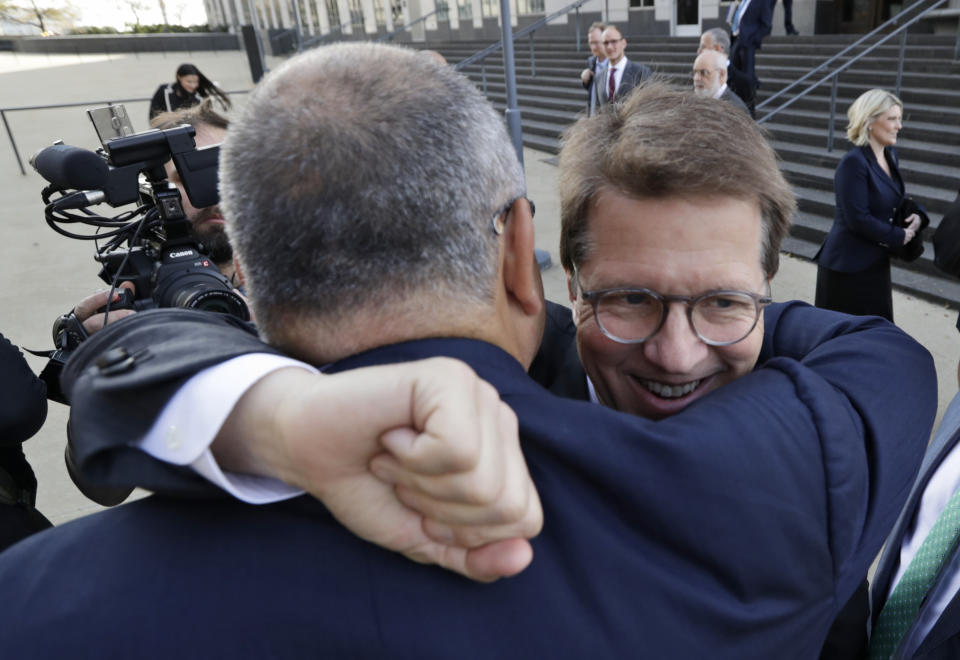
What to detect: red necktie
<box><xmin>608</xmin><ymin>66</ymin><xmax>617</xmax><ymax>101</ymax></box>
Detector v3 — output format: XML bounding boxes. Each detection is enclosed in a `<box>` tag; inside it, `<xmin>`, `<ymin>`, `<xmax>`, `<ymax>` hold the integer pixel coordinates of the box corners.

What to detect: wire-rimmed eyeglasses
<box><xmin>576</xmin><ymin>276</ymin><xmax>772</xmax><ymax>347</ymax></box>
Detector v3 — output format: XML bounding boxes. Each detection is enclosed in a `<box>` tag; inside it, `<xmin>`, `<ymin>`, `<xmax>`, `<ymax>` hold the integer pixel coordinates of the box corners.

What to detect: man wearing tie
<box><xmin>729</xmin><ymin>0</ymin><xmax>776</xmax><ymax>95</ymax></box>
<box><xmin>867</xmin><ymin>392</ymin><xmax>960</xmax><ymax>659</ymax></box>
<box><xmin>594</xmin><ymin>25</ymin><xmax>651</xmax><ymax>108</ymax></box>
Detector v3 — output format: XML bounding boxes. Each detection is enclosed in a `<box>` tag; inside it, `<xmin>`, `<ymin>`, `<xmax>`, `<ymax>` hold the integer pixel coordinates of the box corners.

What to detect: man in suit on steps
<box><xmin>594</xmin><ymin>24</ymin><xmax>651</xmax><ymax>108</ymax></box>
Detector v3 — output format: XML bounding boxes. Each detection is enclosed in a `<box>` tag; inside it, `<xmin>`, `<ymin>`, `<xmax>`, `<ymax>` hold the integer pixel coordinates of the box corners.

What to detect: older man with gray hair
<box><xmin>699</xmin><ymin>26</ymin><xmax>755</xmax><ymax>116</ymax></box>
<box><xmin>693</xmin><ymin>47</ymin><xmax>750</xmax><ymax>114</ymax></box>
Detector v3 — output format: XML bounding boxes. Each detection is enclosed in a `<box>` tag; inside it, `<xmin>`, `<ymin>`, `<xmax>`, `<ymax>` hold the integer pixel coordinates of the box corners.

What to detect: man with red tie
<box><xmin>594</xmin><ymin>25</ymin><xmax>651</xmax><ymax>108</ymax></box>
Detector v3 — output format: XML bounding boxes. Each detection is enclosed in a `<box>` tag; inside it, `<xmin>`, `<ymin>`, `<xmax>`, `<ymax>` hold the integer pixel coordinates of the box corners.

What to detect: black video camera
<box><xmin>29</xmin><ymin>105</ymin><xmax>249</xmax><ymax>402</ymax></box>
<box><xmin>32</xmin><ymin>104</ymin><xmax>250</xmax><ymax>341</ymax></box>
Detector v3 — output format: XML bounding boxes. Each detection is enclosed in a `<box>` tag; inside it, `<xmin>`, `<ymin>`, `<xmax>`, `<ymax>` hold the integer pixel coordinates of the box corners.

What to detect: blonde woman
<box><xmin>814</xmin><ymin>89</ymin><xmax>923</xmax><ymax>321</ymax></box>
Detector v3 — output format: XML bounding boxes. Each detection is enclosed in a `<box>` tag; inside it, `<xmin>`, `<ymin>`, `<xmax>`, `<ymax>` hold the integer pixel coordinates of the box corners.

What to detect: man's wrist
<box><xmin>210</xmin><ymin>367</ymin><xmax>319</xmax><ymax>486</ymax></box>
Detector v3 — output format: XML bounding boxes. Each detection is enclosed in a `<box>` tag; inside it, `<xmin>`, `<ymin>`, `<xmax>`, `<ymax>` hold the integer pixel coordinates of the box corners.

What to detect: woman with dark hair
<box><xmin>149</xmin><ymin>63</ymin><xmax>231</xmax><ymax>120</ymax></box>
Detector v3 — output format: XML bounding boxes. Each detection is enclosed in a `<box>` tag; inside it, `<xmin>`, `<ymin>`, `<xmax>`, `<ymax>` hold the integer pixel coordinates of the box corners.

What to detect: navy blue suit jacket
<box><xmin>0</xmin><ymin>303</ymin><xmax>936</xmax><ymax>658</ymax></box>
<box><xmin>737</xmin><ymin>0</ymin><xmax>776</xmax><ymax>48</ymax></box>
<box><xmin>816</xmin><ymin>146</ymin><xmax>908</xmax><ymax>273</ymax></box>
<box><xmin>870</xmin><ymin>392</ymin><xmax>960</xmax><ymax>659</ymax></box>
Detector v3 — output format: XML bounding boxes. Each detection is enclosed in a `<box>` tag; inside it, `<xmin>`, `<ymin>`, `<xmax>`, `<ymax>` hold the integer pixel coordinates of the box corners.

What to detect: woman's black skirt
<box><xmin>815</xmin><ymin>257</ymin><xmax>893</xmax><ymax>322</ymax></box>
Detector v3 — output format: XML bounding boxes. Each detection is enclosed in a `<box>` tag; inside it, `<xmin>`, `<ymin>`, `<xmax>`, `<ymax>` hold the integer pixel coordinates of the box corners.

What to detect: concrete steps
<box><xmin>434</xmin><ymin>33</ymin><xmax>960</xmax><ymax>306</ymax></box>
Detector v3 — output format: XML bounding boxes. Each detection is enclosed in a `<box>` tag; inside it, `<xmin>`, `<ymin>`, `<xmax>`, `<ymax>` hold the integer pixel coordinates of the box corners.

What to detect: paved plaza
<box><xmin>1</xmin><ymin>50</ymin><xmax>959</xmax><ymax>524</ymax></box>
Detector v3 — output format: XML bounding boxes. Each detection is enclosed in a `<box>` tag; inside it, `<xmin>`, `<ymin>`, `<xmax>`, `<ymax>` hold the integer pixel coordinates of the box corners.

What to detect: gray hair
<box><xmin>220</xmin><ymin>43</ymin><xmax>524</xmax><ymax>341</ymax></box>
<box><xmin>703</xmin><ymin>27</ymin><xmax>731</xmax><ymax>54</ymax></box>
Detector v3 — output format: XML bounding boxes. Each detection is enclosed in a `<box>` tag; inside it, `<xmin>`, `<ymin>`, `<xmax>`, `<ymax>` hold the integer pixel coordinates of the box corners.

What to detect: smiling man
<box><xmin>594</xmin><ymin>25</ymin><xmax>650</xmax><ymax>108</ymax></box>
<box><xmin>568</xmin><ymin>194</ymin><xmax>766</xmax><ymax>418</ymax></box>
<box><xmin>549</xmin><ymin>81</ymin><xmax>870</xmax><ymax>658</ymax></box>
<box><xmin>557</xmin><ymin>84</ymin><xmax>788</xmax><ymax>418</ymax></box>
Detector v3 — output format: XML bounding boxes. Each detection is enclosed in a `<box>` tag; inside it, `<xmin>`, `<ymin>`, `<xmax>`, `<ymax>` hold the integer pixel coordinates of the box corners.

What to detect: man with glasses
<box><xmin>553</xmin><ymin>76</ymin><xmax>870</xmax><ymax>659</ymax></box>
<box><xmin>699</xmin><ymin>27</ymin><xmax>755</xmax><ymax>116</ymax></box>
<box><xmin>594</xmin><ymin>24</ymin><xmax>650</xmax><ymax>108</ymax></box>
<box><xmin>557</xmin><ymin>79</ymin><xmax>785</xmax><ymax>420</ymax></box>
<box><xmin>579</xmin><ymin>21</ymin><xmax>607</xmax><ymax>116</ymax></box>
<box><xmin>692</xmin><ymin>48</ymin><xmax>749</xmax><ymax>116</ymax></box>
<box><xmin>11</xmin><ymin>57</ymin><xmax>936</xmax><ymax>656</ymax></box>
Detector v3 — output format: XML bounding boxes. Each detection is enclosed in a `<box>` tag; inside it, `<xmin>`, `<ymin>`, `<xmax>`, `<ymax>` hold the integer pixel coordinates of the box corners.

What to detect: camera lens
<box><xmin>154</xmin><ymin>265</ymin><xmax>250</xmax><ymax>321</ymax></box>
<box><xmin>171</xmin><ymin>284</ymin><xmax>250</xmax><ymax>320</ymax></box>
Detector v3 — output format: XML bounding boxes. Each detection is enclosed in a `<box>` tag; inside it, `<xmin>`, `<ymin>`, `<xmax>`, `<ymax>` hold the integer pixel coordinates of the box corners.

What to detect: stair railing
<box><xmin>377</xmin><ymin>9</ymin><xmax>441</xmax><ymax>43</ymax></box>
<box><xmin>300</xmin><ymin>22</ymin><xmax>353</xmax><ymax>49</ymax></box>
<box><xmin>454</xmin><ymin>0</ymin><xmax>594</xmax><ymax>89</ymax></box>
<box><xmin>757</xmin><ymin>0</ymin><xmax>950</xmax><ymax>152</ymax></box>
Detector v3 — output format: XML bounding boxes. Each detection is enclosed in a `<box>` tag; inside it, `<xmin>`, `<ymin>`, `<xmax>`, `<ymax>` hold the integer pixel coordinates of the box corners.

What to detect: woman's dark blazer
<box><xmin>816</xmin><ymin>145</ymin><xmax>907</xmax><ymax>273</ymax></box>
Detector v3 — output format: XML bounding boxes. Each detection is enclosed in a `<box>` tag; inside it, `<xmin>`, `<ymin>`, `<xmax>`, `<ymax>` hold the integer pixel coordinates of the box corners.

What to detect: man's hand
<box><xmin>212</xmin><ymin>358</ymin><xmax>543</xmax><ymax>582</ymax></box>
<box><xmin>580</xmin><ymin>68</ymin><xmax>594</xmax><ymax>85</ymax></box>
<box><xmin>73</xmin><ymin>283</ymin><xmax>137</xmax><ymax>334</ymax></box>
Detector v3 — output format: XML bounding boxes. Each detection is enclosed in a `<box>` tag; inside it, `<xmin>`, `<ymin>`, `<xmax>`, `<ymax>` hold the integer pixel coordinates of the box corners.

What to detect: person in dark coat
<box><xmin>815</xmin><ymin>89</ymin><xmax>923</xmax><ymax>322</ymax></box>
<box><xmin>729</xmin><ymin>0</ymin><xmax>776</xmax><ymax>94</ymax></box>
<box><xmin>148</xmin><ymin>63</ymin><xmax>231</xmax><ymax>121</ymax></box>
<box><xmin>0</xmin><ymin>332</ymin><xmax>51</xmax><ymax>552</ymax></box>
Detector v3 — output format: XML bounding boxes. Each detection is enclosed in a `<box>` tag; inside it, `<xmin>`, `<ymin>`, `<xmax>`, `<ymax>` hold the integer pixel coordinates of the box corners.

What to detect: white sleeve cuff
<box><xmin>137</xmin><ymin>353</ymin><xmax>317</xmax><ymax>503</ymax></box>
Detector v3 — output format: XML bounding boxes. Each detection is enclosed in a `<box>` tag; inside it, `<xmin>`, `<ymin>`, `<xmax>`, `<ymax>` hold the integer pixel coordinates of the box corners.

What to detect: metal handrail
<box><xmin>302</xmin><ymin>22</ymin><xmax>352</xmax><ymax>48</ymax></box>
<box><xmin>3</xmin><ymin>91</ymin><xmax>250</xmax><ymax>175</ymax></box>
<box><xmin>268</xmin><ymin>27</ymin><xmax>299</xmax><ymax>51</ymax></box>
<box><xmin>377</xmin><ymin>9</ymin><xmax>440</xmax><ymax>42</ymax></box>
<box><xmin>757</xmin><ymin>0</ymin><xmax>949</xmax><ymax>133</ymax></box>
<box><xmin>454</xmin><ymin>0</ymin><xmax>592</xmax><ymax>71</ymax></box>
<box><xmin>757</xmin><ymin>0</ymin><xmax>947</xmax><ymax>110</ymax></box>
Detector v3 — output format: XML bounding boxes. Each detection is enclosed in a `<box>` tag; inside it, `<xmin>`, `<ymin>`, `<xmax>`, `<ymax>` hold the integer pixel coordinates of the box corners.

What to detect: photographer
<box><xmin>73</xmin><ymin>100</ymin><xmax>240</xmax><ymax>334</ymax></box>
<box><xmin>148</xmin><ymin>63</ymin><xmax>231</xmax><ymax>121</ymax></box>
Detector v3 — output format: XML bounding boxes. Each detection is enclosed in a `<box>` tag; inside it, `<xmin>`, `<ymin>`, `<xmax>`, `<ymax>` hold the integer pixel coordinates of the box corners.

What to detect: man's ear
<box><xmin>502</xmin><ymin>198</ymin><xmax>543</xmax><ymax>318</ymax></box>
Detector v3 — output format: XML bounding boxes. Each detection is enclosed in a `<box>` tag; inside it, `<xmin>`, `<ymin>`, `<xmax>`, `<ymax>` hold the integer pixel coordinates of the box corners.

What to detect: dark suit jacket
<box><xmin>869</xmin><ymin>392</ymin><xmax>960</xmax><ymax>659</ymax></box>
<box><xmin>527</xmin><ymin>300</ymin><xmax>585</xmax><ymax>399</ymax></box>
<box><xmin>816</xmin><ymin>146</ymin><xmax>909</xmax><ymax>273</ymax></box>
<box><xmin>0</xmin><ymin>302</ymin><xmax>936</xmax><ymax>657</ymax></box>
<box><xmin>531</xmin><ymin>300</ymin><xmax>877</xmax><ymax>660</ymax></box>
<box><xmin>581</xmin><ymin>55</ymin><xmax>607</xmax><ymax>115</ymax></box>
<box><xmin>736</xmin><ymin>0</ymin><xmax>776</xmax><ymax>48</ymax></box>
<box><xmin>727</xmin><ymin>63</ymin><xmax>756</xmax><ymax>114</ymax></box>
<box><xmin>720</xmin><ymin>86</ymin><xmax>750</xmax><ymax>114</ymax></box>
<box><xmin>595</xmin><ymin>59</ymin><xmax>652</xmax><ymax>106</ymax></box>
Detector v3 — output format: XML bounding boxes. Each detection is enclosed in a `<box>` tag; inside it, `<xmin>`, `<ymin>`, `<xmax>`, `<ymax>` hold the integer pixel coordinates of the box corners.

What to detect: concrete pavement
<box><xmin>2</xmin><ymin>51</ymin><xmax>958</xmax><ymax>525</ymax></box>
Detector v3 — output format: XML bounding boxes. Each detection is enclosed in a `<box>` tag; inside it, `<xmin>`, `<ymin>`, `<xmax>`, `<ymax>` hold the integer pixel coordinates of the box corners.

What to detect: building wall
<box><xmin>10</xmin><ymin>33</ymin><xmax>241</xmax><ymax>54</ymax></box>
<box><xmin>4</xmin><ymin>0</ymin><xmax>954</xmax><ymax>57</ymax></box>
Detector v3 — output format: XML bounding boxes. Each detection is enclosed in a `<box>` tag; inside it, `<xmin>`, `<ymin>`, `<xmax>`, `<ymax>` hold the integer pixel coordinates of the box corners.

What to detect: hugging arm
<box><xmin>62</xmin><ymin>309</ymin><xmax>542</xmax><ymax>581</ymax></box>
